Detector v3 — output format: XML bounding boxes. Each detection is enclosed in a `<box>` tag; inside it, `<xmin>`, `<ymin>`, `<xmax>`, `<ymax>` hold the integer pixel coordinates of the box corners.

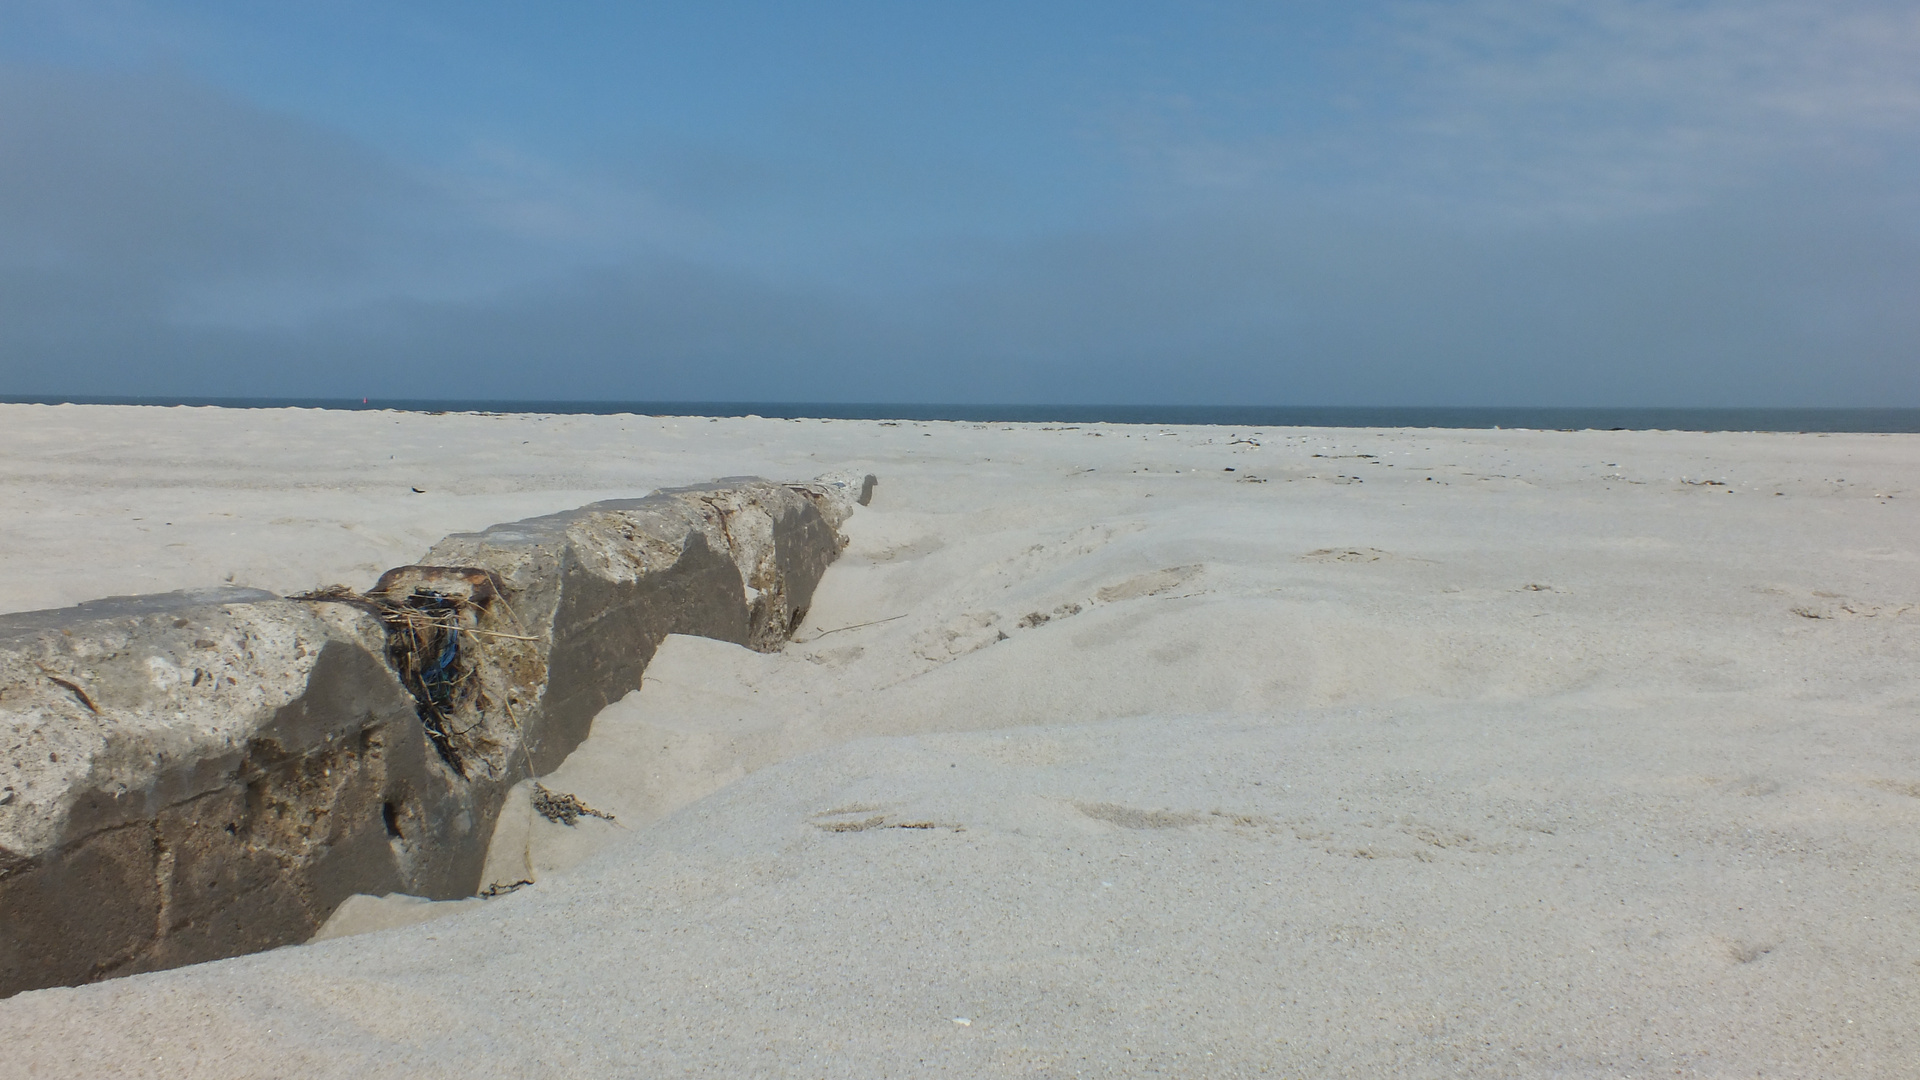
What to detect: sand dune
<box><xmin>2</xmin><ymin>405</ymin><xmax>1917</xmax><ymax>1076</ymax></box>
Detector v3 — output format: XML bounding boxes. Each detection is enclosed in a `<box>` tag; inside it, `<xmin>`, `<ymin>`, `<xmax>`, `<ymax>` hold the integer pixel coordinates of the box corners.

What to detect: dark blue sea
<box><xmin>8</xmin><ymin>398</ymin><xmax>1920</xmax><ymax>433</ymax></box>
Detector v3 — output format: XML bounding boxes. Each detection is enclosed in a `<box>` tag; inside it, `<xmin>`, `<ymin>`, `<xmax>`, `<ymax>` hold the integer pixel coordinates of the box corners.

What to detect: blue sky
<box><xmin>2</xmin><ymin>1</ymin><xmax>1916</xmax><ymax>404</ymax></box>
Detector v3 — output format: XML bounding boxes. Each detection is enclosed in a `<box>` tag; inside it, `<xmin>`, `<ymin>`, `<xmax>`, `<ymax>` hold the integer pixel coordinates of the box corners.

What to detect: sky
<box><xmin>1</xmin><ymin>1</ymin><xmax>1916</xmax><ymax>405</ymax></box>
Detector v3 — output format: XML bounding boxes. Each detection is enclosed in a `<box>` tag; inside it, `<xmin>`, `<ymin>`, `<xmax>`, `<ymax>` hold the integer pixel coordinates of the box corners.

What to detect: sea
<box><xmin>6</xmin><ymin>398</ymin><xmax>1919</xmax><ymax>433</ymax></box>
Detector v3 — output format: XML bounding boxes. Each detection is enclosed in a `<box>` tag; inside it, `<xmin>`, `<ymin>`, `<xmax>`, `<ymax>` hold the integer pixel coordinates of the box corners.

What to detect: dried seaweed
<box><xmin>531</xmin><ymin>784</ymin><xmax>616</xmax><ymax>826</ymax></box>
<box><xmin>294</xmin><ymin>570</ymin><xmax>519</xmax><ymax>777</ymax></box>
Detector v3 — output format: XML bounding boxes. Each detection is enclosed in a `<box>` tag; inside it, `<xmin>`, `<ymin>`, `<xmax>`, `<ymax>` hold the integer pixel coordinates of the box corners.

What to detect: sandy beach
<box><xmin>1</xmin><ymin>403</ymin><xmax>1917</xmax><ymax>1077</ymax></box>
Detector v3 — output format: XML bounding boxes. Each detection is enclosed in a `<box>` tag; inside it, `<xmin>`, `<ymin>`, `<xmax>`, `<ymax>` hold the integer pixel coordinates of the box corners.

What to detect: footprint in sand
<box><xmin>1300</xmin><ymin>547</ymin><xmax>1388</xmax><ymax>563</ymax></box>
<box><xmin>1074</xmin><ymin>802</ymin><xmax>1205</xmax><ymax>829</ymax></box>
<box><xmin>1093</xmin><ymin>565</ymin><xmax>1205</xmax><ymax>603</ymax></box>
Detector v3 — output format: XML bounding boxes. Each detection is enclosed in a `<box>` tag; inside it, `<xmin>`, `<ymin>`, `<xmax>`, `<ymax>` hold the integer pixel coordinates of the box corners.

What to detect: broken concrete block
<box><xmin>0</xmin><ymin>587</ymin><xmax>453</xmax><ymax>995</ymax></box>
<box><xmin>0</xmin><ymin>473</ymin><xmax>872</xmax><ymax>997</ymax></box>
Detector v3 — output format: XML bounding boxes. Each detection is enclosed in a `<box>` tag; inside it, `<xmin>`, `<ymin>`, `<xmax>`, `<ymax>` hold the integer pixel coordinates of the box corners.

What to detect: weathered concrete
<box><xmin>0</xmin><ymin>589</ymin><xmax>443</xmax><ymax>995</ymax></box>
<box><xmin>0</xmin><ymin>473</ymin><xmax>871</xmax><ymax>997</ymax></box>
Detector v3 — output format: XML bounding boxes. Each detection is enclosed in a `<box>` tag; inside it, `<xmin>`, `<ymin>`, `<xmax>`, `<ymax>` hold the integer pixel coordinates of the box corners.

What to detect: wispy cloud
<box><xmin>1103</xmin><ymin>0</ymin><xmax>1920</xmax><ymax>220</ymax></box>
<box><xmin>1381</xmin><ymin>0</ymin><xmax>1920</xmax><ymax>215</ymax></box>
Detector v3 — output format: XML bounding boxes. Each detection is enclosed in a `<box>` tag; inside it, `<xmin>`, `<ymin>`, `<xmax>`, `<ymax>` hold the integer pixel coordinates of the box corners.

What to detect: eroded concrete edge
<box><xmin>0</xmin><ymin>472</ymin><xmax>873</xmax><ymax>997</ymax></box>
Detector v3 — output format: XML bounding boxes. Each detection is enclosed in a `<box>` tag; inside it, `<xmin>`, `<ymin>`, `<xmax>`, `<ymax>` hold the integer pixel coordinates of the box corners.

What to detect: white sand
<box><xmin>2</xmin><ymin>404</ymin><xmax>1918</xmax><ymax>1077</ymax></box>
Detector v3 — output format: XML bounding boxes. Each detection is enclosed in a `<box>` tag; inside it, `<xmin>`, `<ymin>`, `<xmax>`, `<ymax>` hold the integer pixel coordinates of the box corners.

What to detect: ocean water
<box><xmin>8</xmin><ymin>397</ymin><xmax>1920</xmax><ymax>433</ymax></box>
